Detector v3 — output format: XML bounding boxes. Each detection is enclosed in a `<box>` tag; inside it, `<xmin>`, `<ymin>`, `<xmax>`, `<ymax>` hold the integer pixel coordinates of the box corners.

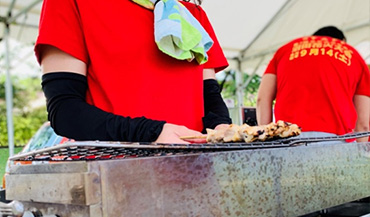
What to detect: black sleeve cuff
<box><xmin>42</xmin><ymin>72</ymin><xmax>166</xmax><ymax>142</ymax></box>
<box><xmin>202</xmin><ymin>79</ymin><xmax>232</xmax><ymax>133</ymax></box>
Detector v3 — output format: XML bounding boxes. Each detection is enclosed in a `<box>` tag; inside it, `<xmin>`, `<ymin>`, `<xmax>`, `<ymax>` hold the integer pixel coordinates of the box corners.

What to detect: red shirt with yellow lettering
<box><xmin>35</xmin><ymin>0</ymin><xmax>228</xmax><ymax>132</ymax></box>
<box><xmin>264</xmin><ymin>36</ymin><xmax>370</xmax><ymax>135</ymax></box>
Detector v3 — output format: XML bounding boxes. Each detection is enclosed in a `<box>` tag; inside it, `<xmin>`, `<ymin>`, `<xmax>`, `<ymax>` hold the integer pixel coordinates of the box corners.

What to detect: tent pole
<box><xmin>6</xmin><ymin>0</ymin><xmax>42</xmax><ymax>24</ymax></box>
<box><xmin>3</xmin><ymin>23</ymin><xmax>15</xmax><ymax>157</ymax></box>
<box><xmin>235</xmin><ymin>59</ymin><xmax>244</xmax><ymax>125</ymax></box>
<box><xmin>242</xmin><ymin>57</ymin><xmax>264</xmax><ymax>89</ymax></box>
<box><xmin>3</xmin><ymin>0</ymin><xmax>17</xmax><ymax>156</ymax></box>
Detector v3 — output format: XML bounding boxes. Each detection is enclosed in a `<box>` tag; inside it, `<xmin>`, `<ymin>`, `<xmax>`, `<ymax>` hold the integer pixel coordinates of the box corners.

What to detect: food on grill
<box><xmin>223</xmin><ymin>124</ymin><xmax>247</xmax><ymax>143</ymax></box>
<box><xmin>206</xmin><ymin>124</ymin><xmax>248</xmax><ymax>143</ymax></box>
<box><xmin>242</xmin><ymin>124</ymin><xmax>266</xmax><ymax>142</ymax></box>
<box><xmin>205</xmin><ymin>120</ymin><xmax>301</xmax><ymax>143</ymax></box>
<box><xmin>206</xmin><ymin>127</ymin><xmax>227</xmax><ymax>143</ymax></box>
<box><xmin>275</xmin><ymin>120</ymin><xmax>301</xmax><ymax>138</ymax></box>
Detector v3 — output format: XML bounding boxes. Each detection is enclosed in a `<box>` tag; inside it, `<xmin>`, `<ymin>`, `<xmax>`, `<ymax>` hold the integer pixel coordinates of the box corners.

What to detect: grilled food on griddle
<box><xmin>206</xmin><ymin>120</ymin><xmax>301</xmax><ymax>143</ymax></box>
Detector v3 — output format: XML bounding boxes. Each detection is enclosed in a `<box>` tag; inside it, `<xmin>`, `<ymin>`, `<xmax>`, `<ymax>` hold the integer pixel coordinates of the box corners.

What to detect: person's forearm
<box><xmin>42</xmin><ymin>72</ymin><xmax>165</xmax><ymax>142</ymax></box>
<box><xmin>256</xmin><ymin>99</ymin><xmax>273</xmax><ymax>125</ymax></box>
<box><xmin>256</xmin><ymin>74</ymin><xmax>276</xmax><ymax>125</ymax></box>
<box><xmin>356</xmin><ymin>136</ymin><xmax>369</xmax><ymax>143</ymax></box>
<box><xmin>354</xmin><ymin>121</ymin><xmax>369</xmax><ymax>142</ymax></box>
<box><xmin>202</xmin><ymin>78</ymin><xmax>232</xmax><ymax>132</ymax></box>
<box><xmin>353</xmin><ymin>95</ymin><xmax>370</xmax><ymax>142</ymax></box>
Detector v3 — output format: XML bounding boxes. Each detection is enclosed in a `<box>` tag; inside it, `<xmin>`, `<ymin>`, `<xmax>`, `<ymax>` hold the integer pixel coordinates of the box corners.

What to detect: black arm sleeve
<box><xmin>202</xmin><ymin>79</ymin><xmax>232</xmax><ymax>132</ymax></box>
<box><xmin>41</xmin><ymin>72</ymin><xmax>165</xmax><ymax>142</ymax></box>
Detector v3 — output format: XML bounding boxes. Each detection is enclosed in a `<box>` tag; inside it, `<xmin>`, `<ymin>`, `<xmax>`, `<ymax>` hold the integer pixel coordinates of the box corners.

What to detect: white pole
<box><xmin>235</xmin><ymin>67</ymin><xmax>244</xmax><ymax>125</ymax></box>
<box><xmin>2</xmin><ymin>0</ymin><xmax>43</xmax><ymax>156</ymax></box>
<box><xmin>4</xmin><ymin>23</ymin><xmax>15</xmax><ymax>157</ymax></box>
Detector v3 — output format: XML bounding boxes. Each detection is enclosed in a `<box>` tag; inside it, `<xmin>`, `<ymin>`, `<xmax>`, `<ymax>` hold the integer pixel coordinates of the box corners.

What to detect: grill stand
<box><xmin>5</xmin><ymin>141</ymin><xmax>370</xmax><ymax>217</ymax></box>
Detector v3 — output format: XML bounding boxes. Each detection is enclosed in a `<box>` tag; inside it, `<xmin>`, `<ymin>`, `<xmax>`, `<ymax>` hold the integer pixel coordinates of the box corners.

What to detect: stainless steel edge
<box><xmin>6</xmin><ymin>142</ymin><xmax>370</xmax><ymax>217</ymax></box>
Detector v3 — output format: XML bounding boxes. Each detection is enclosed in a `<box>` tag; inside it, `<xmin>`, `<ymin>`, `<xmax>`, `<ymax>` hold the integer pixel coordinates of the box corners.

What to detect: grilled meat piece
<box><xmin>275</xmin><ymin>120</ymin><xmax>301</xmax><ymax>138</ymax></box>
<box><xmin>206</xmin><ymin>128</ymin><xmax>226</xmax><ymax>143</ymax></box>
<box><xmin>205</xmin><ymin>121</ymin><xmax>301</xmax><ymax>143</ymax></box>
<box><xmin>223</xmin><ymin>124</ymin><xmax>244</xmax><ymax>142</ymax></box>
<box><xmin>241</xmin><ymin>125</ymin><xmax>265</xmax><ymax>142</ymax></box>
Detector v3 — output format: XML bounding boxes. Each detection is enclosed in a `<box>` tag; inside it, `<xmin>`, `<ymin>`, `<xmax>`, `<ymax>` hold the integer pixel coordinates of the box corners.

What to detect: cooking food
<box><xmin>206</xmin><ymin>120</ymin><xmax>301</xmax><ymax>143</ymax></box>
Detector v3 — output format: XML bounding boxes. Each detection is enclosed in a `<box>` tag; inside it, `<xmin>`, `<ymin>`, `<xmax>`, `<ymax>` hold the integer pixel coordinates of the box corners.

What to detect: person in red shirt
<box><xmin>257</xmin><ymin>26</ymin><xmax>370</xmax><ymax>142</ymax></box>
<box><xmin>36</xmin><ymin>0</ymin><xmax>231</xmax><ymax>143</ymax></box>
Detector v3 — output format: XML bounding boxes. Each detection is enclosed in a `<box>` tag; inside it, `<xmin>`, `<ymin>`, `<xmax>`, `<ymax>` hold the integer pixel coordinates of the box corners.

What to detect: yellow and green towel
<box><xmin>131</xmin><ymin>0</ymin><xmax>213</xmax><ymax>64</ymax></box>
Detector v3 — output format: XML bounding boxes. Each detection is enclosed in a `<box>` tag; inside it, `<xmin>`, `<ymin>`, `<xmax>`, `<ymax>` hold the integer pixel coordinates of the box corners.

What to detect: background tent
<box><xmin>0</xmin><ymin>0</ymin><xmax>42</xmax><ymax>156</ymax></box>
<box><xmin>1</xmin><ymin>0</ymin><xmax>370</xmax><ymax>155</ymax></box>
<box><xmin>203</xmin><ymin>0</ymin><xmax>370</xmax><ymax>122</ymax></box>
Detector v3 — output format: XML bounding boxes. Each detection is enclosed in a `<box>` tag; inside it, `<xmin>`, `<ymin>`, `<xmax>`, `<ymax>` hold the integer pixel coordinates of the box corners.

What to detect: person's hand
<box><xmin>155</xmin><ymin>123</ymin><xmax>203</xmax><ymax>144</ymax></box>
<box><xmin>214</xmin><ymin>124</ymin><xmax>230</xmax><ymax>131</ymax></box>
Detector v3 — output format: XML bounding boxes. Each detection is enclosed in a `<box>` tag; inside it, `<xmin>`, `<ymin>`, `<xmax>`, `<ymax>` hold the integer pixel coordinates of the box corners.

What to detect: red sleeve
<box><xmin>264</xmin><ymin>39</ymin><xmax>297</xmax><ymax>76</ymax></box>
<box><xmin>34</xmin><ymin>0</ymin><xmax>88</xmax><ymax>64</ymax></box>
<box><xmin>182</xmin><ymin>2</ymin><xmax>229</xmax><ymax>72</ymax></box>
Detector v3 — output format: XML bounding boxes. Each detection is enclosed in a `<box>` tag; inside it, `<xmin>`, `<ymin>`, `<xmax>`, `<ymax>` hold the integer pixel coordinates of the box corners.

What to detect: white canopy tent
<box><xmin>1</xmin><ymin>0</ymin><xmax>370</xmax><ymax>155</ymax></box>
<box><xmin>203</xmin><ymin>0</ymin><xmax>370</xmax><ymax>120</ymax></box>
<box><xmin>203</xmin><ymin>0</ymin><xmax>370</xmax><ymax>65</ymax></box>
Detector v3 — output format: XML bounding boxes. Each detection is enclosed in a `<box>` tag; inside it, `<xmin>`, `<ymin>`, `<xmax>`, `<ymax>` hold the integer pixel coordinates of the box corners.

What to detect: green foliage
<box><xmin>0</xmin><ymin>147</ymin><xmax>23</xmax><ymax>186</ymax></box>
<box><xmin>13</xmin><ymin>107</ymin><xmax>47</xmax><ymax>146</ymax></box>
<box><xmin>220</xmin><ymin>70</ymin><xmax>261</xmax><ymax>107</ymax></box>
<box><xmin>0</xmin><ymin>75</ymin><xmax>47</xmax><ymax>147</ymax></box>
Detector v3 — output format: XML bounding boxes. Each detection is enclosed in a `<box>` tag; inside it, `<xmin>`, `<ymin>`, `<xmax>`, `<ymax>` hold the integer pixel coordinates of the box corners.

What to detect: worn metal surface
<box><xmin>6</xmin><ymin>161</ymin><xmax>101</xmax><ymax>206</ymax></box>
<box><xmin>6</xmin><ymin>142</ymin><xmax>370</xmax><ymax>217</ymax></box>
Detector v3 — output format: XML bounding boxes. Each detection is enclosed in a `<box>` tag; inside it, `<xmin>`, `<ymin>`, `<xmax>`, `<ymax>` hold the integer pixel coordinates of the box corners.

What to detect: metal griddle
<box><xmin>4</xmin><ymin>131</ymin><xmax>370</xmax><ymax>217</ymax></box>
<box><xmin>9</xmin><ymin>131</ymin><xmax>370</xmax><ymax>162</ymax></box>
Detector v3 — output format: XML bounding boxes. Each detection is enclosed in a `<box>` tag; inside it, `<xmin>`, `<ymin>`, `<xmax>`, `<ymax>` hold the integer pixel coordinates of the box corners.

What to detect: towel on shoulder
<box><xmin>131</xmin><ymin>0</ymin><xmax>214</xmax><ymax>64</ymax></box>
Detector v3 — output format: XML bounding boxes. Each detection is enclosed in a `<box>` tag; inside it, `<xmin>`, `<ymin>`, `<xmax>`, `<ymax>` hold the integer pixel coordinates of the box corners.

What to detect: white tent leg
<box><xmin>3</xmin><ymin>23</ymin><xmax>15</xmax><ymax>157</ymax></box>
<box><xmin>242</xmin><ymin>57</ymin><xmax>264</xmax><ymax>89</ymax></box>
<box><xmin>1</xmin><ymin>0</ymin><xmax>42</xmax><ymax>157</ymax></box>
<box><xmin>235</xmin><ymin>67</ymin><xmax>244</xmax><ymax>125</ymax></box>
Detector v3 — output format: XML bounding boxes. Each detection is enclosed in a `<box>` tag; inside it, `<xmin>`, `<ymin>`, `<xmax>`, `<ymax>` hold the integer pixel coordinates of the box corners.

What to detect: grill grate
<box><xmin>9</xmin><ymin>141</ymin><xmax>293</xmax><ymax>161</ymax></box>
<box><xmin>9</xmin><ymin>132</ymin><xmax>370</xmax><ymax>162</ymax></box>
<box><xmin>27</xmin><ymin>145</ymin><xmax>205</xmax><ymax>161</ymax></box>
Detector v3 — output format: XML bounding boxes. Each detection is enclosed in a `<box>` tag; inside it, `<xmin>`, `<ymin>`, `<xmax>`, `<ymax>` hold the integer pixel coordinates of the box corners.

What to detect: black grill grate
<box><xmin>9</xmin><ymin>141</ymin><xmax>293</xmax><ymax>161</ymax></box>
<box><xmin>9</xmin><ymin>131</ymin><xmax>370</xmax><ymax>162</ymax></box>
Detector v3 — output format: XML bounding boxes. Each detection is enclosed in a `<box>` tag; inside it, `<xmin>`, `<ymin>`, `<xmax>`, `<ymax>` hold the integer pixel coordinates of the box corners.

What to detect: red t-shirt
<box><xmin>35</xmin><ymin>0</ymin><xmax>228</xmax><ymax>132</ymax></box>
<box><xmin>264</xmin><ymin>36</ymin><xmax>370</xmax><ymax>135</ymax></box>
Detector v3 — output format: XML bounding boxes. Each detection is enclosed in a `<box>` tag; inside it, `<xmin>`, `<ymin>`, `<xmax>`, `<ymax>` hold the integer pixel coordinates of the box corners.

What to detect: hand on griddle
<box><xmin>155</xmin><ymin>123</ymin><xmax>204</xmax><ymax>144</ymax></box>
<box><xmin>214</xmin><ymin>123</ymin><xmax>230</xmax><ymax>130</ymax></box>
